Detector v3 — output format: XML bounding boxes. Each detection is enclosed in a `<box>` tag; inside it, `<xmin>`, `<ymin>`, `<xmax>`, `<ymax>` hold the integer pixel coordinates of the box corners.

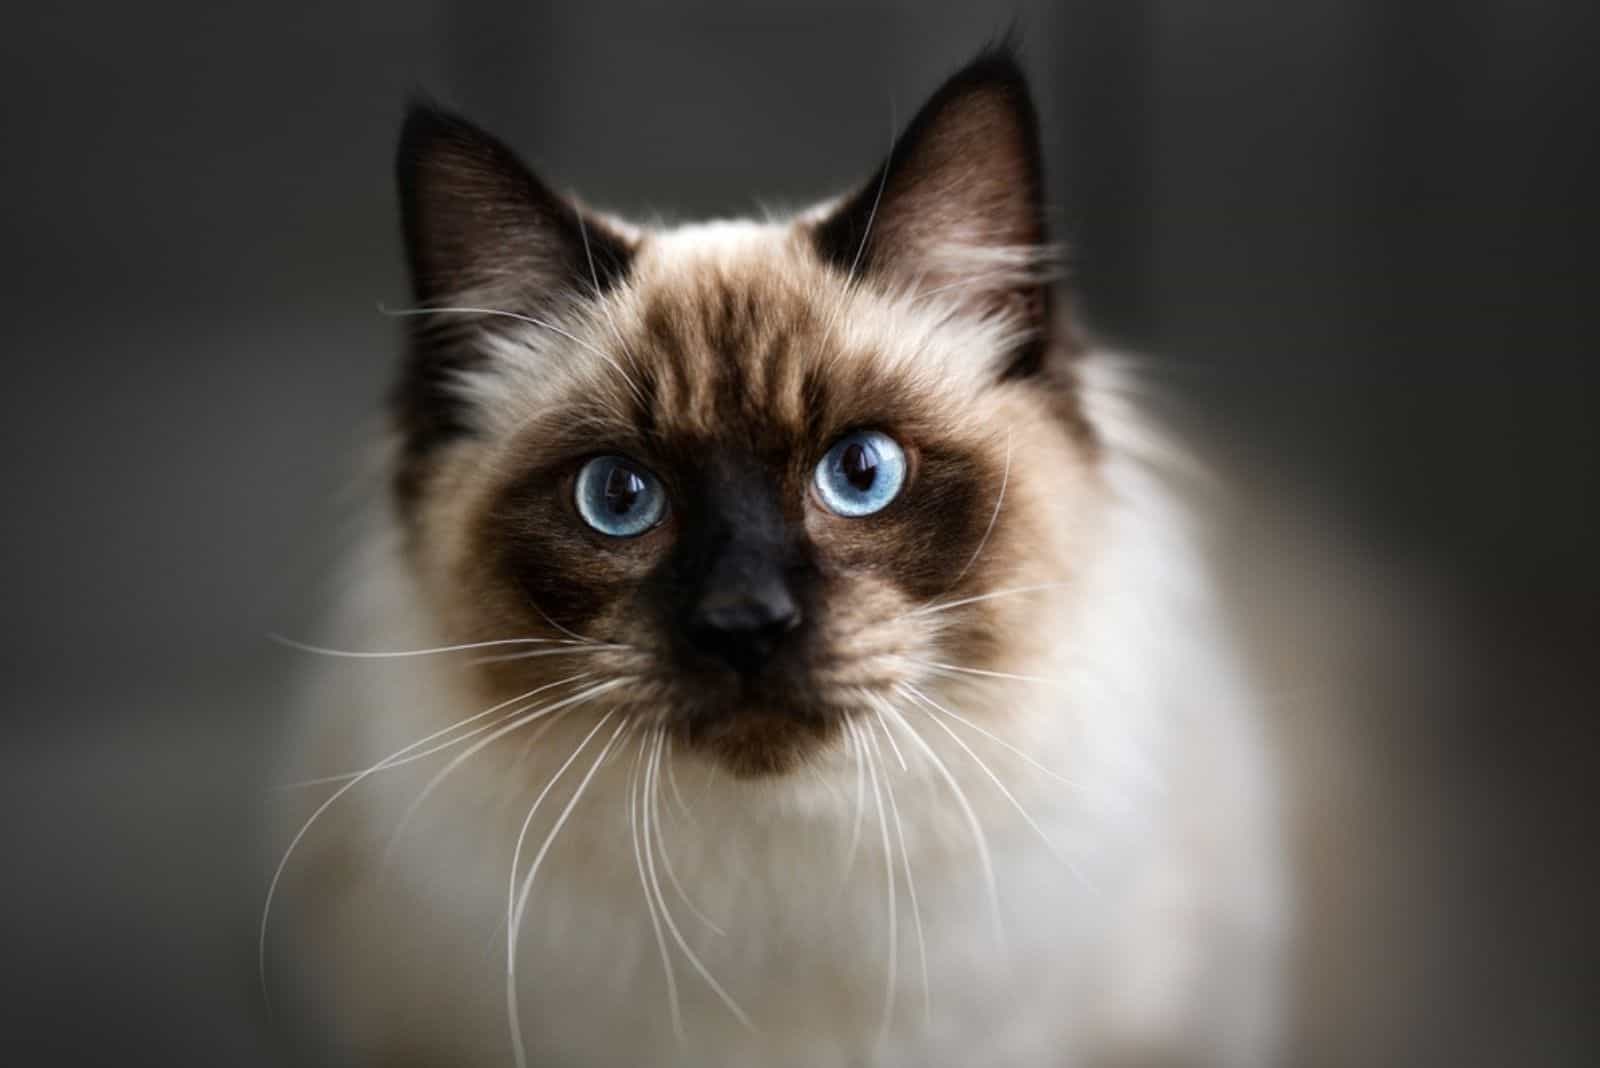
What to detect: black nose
<box><xmin>687</xmin><ymin>579</ymin><xmax>801</xmax><ymax>673</ymax></box>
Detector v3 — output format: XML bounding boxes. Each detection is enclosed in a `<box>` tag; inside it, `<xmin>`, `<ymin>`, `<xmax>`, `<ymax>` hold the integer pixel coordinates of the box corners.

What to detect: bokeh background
<box><xmin>3</xmin><ymin>1</ymin><xmax>1596</xmax><ymax>1064</ymax></box>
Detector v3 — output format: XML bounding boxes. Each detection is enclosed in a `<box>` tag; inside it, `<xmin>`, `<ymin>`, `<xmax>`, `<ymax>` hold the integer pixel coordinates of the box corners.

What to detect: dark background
<box><xmin>3</xmin><ymin>2</ymin><xmax>1596</xmax><ymax>1064</ymax></box>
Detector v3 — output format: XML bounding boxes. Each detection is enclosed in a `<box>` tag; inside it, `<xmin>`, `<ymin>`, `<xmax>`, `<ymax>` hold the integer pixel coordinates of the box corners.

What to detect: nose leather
<box><xmin>686</xmin><ymin>547</ymin><xmax>802</xmax><ymax>673</ymax></box>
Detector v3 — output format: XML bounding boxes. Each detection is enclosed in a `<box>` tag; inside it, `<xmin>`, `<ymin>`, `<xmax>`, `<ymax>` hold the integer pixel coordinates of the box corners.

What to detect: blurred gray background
<box><xmin>3</xmin><ymin>1</ymin><xmax>1596</xmax><ymax>1064</ymax></box>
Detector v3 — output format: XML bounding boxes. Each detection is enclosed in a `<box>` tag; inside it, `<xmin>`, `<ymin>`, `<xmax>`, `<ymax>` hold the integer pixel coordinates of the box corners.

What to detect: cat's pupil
<box><xmin>604</xmin><ymin>468</ymin><xmax>645</xmax><ymax>515</ymax></box>
<box><xmin>842</xmin><ymin>442</ymin><xmax>878</xmax><ymax>492</ymax></box>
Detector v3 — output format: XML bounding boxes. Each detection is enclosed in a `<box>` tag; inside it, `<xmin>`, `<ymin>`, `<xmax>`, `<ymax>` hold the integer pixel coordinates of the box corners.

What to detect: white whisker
<box><xmin>508</xmin><ymin>713</ymin><xmax>630</xmax><ymax>1068</ymax></box>
<box><xmin>269</xmin><ymin>633</ymin><xmax>581</xmax><ymax>660</ymax></box>
<box><xmin>853</xmin><ymin>717</ymin><xmax>898</xmax><ymax>1045</ymax></box>
<box><xmin>505</xmin><ymin>710</ymin><xmax>625</xmax><ymax>980</ymax></box>
<box><xmin>383</xmin><ymin>678</ymin><xmax>628</xmax><ymax>866</ymax></box>
<box><xmin>899</xmin><ymin>581</ymin><xmax>1076</xmax><ymax>621</ymax></box>
<box><xmin>874</xmin><ymin>702</ymin><xmax>909</xmax><ymax>772</ymax></box>
<box><xmin>873</xmin><ymin>696</ymin><xmax>1004</xmax><ymax>946</ymax></box>
<box><xmin>847</xmin><ymin>132</ymin><xmax>893</xmax><ymax>284</ymax></box>
<box><xmin>868</xmin><ymin>712</ymin><xmax>930</xmax><ymax>1026</ymax></box>
<box><xmin>649</xmin><ymin>733</ymin><xmax>724</xmax><ymax>936</ymax></box>
<box><xmin>644</xmin><ymin>729</ymin><xmax>755</xmax><ymax>1032</ymax></box>
<box><xmin>896</xmin><ymin>655</ymin><xmax>1074</xmax><ymax>688</ymax></box>
<box><xmin>842</xmin><ymin>721</ymin><xmax>868</xmax><ymax>882</ymax></box>
<box><xmin>630</xmin><ymin>726</ymin><xmax>683</xmax><ymax>1042</ymax></box>
<box><xmin>530</xmin><ymin>599</ymin><xmax>607</xmax><ymax>646</ymax></box>
<box><xmin>257</xmin><ymin>674</ymin><xmax>597</xmax><ymax>1012</ymax></box>
<box><xmin>277</xmin><ymin>673</ymin><xmax>593</xmax><ymax>791</ymax></box>
<box><xmin>467</xmin><ymin>643</ymin><xmax>630</xmax><ymax>666</ymax></box>
<box><xmin>900</xmin><ymin>681</ymin><xmax>1085</xmax><ymax>792</ymax></box>
<box><xmin>900</xmin><ymin>686</ymin><xmax>1087</xmax><ymax>887</ymax></box>
<box><xmin>663</xmin><ymin>732</ymin><xmax>700</xmax><ymax>829</ymax></box>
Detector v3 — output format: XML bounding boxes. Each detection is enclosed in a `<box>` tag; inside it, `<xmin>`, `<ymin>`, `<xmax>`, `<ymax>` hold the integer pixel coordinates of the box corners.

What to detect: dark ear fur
<box><xmin>391</xmin><ymin>102</ymin><xmax>634</xmax><ymax>507</ymax></box>
<box><xmin>811</xmin><ymin>47</ymin><xmax>1056</xmax><ymax>376</ymax></box>
<box><xmin>396</xmin><ymin>101</ymin><xmax>632</xmax><ymax>305</ymax></box>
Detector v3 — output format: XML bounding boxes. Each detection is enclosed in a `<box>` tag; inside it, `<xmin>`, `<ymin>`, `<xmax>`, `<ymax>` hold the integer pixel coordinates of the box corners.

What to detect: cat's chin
<box><xmin>680</xmin><ymin>706</ymin><xmax>844</xmax><ymax>778</ymax></box>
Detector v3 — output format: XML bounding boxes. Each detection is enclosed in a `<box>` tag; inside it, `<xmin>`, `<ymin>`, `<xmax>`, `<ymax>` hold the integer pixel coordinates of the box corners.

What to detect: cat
<box><xmin>267</xmin><ymin>46</ymin><xmax>1287</xmax><ymax>1068</ymax></box>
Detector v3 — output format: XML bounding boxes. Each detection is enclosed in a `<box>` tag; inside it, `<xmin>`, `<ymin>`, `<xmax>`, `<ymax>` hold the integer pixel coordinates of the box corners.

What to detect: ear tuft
<box><xmin>811</xmin><ymin>46</ymin><xmax>1057</xmax><ymax>374</ymax></box>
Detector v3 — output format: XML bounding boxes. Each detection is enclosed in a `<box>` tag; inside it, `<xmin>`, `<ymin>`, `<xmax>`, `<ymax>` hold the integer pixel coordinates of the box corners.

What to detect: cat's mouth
<box><xmin>627</xmin><ymin>640</ymin><xmax>911</xmax><ymax>776</ymax></box>
<box><xmin>676</xmin><ymin>694</ymin><xmax>849</xmax><ymax>777</ymax></box>
<box><xmin>683</xmin><ymin>711</ymin><xmax>840</xmax><ymax>777</ymax></box>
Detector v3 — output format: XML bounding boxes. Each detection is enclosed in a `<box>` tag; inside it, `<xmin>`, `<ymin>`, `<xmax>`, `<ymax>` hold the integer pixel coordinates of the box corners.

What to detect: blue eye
<box><xmin>574</xmin><ymin>456</ymin><xmax>667</xmax><ymax>537</ymax></box>
<box><xmin>814</xmin><ymin>430</ymin><xmax>907</xmax><ymax>517</ymax></box>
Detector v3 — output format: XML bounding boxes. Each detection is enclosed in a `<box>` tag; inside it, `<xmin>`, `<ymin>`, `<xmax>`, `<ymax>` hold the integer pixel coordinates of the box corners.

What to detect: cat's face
<box><xmin>394</xmin><ymin>52</ymin><xmax>1103</xmax><ymax>775</ymax></box>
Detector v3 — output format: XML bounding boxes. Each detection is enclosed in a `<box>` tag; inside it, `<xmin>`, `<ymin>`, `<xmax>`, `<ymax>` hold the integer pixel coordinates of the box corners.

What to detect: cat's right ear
<box><xmin>395</xmin><ymin>101</ymin><xmax>633</xmax><ymax>310</ymax></box>
<box><xmin>391</xmin><ymin>104</ymin><xmax>634</xmax><ymax>509</ymax></box>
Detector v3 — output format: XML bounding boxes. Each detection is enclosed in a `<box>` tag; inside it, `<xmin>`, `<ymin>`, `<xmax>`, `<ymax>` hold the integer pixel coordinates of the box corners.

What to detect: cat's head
<box><xmin>392</xmin><ymin>48</ymin><xmax>1104</xmax><ymax>776</ymax></box>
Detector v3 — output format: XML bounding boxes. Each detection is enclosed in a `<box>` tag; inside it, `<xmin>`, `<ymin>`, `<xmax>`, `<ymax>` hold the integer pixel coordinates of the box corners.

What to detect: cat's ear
<box><xmin>395</xmin><ymin>101</ymin><xmax>632</xmax><ymax>309</ymax></box>
<box><xmin>390</xmin><ymin>104</ymin><xmax>634</xmax><ymax>508</ymax></box>
<box><xmin>811</xmin><ymin>47</ymin><xmax>1056</xmax><ymax>373</ymax></box>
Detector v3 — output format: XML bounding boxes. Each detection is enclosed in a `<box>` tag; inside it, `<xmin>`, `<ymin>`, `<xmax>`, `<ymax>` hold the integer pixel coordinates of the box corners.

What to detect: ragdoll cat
<box><xmin>268</xmin><ymin>48</ymin><xmax>1286</xmax><ymax>1068</ymax></box>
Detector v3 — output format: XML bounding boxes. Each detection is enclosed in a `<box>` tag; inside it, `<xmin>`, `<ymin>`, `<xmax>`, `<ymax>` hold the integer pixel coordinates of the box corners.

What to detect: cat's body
<box><xmin>272</xmin><ymin>50</ymin><xmax>1286</xmax><ymax>1067</ymax></box>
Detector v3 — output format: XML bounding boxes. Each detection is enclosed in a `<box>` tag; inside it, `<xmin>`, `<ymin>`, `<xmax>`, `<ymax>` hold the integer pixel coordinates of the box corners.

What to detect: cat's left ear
<box><xmin>811</xmin><ymin>47</ymin><xmax>1057</xmax><ymax>374</ymax></box>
